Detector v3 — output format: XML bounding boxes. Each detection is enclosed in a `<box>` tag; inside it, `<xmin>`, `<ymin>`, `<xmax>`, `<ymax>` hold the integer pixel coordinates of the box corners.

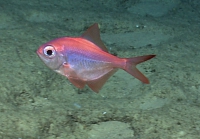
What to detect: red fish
<box><xmin>37</xmin><ymin>23</ymin><xmax>155</xmax><ymax>93</ymax></box>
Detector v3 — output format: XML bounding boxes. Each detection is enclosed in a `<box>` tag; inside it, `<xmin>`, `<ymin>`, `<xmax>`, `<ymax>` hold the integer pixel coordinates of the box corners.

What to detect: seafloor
<box><xmin>0</xmin><ymin>0</ymin><xmax>200</xmax><ymax>139</ymax></box>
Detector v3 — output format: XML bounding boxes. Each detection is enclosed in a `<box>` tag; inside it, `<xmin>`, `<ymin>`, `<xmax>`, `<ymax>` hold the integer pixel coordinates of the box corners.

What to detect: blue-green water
<box><xmin>0</xmin><ymin>0</ymin><xmax>200</xmax><ymax>138</ymax></box>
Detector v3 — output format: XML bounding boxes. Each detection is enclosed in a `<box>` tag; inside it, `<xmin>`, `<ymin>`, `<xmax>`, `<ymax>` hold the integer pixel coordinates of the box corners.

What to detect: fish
<box><xmin>37</xmin><ymin>23</ymin><xmax>155</xmax><ymax>93</ymax></box>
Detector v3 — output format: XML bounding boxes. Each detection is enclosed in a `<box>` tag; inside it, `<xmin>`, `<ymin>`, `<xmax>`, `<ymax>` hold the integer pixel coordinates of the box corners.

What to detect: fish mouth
<box><xmin>36</xmin><ymin>47</ymin><xmax>42</xmax><ymax>55</ymax></box>
<box><xmin>36</xmin><ymin>48</ymin><xmax>46</xmax><ymax>59</ymax></box>
<box><xmin>36</xmin><ymin>50</ymin><xmax>42</xmax><ymax>58</ymax></box>
<box><xmin>36</xmin><ymin>50</ymin><xmax>39</xmax><ymax>56</ymax></box>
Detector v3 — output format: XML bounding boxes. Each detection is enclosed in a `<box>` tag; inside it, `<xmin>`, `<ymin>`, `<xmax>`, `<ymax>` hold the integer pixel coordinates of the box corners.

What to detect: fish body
<box><xmin>37</xmin><ymin>23</ymin><xmax>155</xmax><ymax>92</ymax></box>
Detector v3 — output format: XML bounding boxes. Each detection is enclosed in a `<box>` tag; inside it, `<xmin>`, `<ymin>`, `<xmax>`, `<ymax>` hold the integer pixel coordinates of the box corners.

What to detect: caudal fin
<box><xmin>124</xmin><ymin>55</ymin><xmax>155</xmax><ymax>84</ymax></box>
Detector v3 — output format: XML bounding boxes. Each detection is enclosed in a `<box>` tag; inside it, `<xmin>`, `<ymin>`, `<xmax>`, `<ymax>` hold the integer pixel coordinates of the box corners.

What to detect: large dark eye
<box><xmin>43</xmin><ymin>45</ymin><xmax>56</xmax><ymax>57</ymax></box>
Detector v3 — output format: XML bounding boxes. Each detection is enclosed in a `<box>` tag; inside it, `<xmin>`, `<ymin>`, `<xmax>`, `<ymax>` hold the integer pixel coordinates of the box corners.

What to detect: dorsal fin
<box><xmin>81</xmin><ymin>23</ymin><xmax>108</xmax><ymax>52</ymax></box>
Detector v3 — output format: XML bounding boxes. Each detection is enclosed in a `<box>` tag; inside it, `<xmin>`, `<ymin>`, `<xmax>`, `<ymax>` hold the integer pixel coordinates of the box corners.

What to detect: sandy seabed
<box><xmin>0</xmin><ymin>0</ymin><xmax>200</xmax><ymax>139</ymax></box>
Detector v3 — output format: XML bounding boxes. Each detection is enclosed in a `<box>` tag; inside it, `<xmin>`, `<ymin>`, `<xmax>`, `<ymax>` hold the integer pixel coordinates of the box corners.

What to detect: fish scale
<box><xmin>37</xmin><ymin>23</ymin><xmax>155</xmax><ymax>92</ymax></box>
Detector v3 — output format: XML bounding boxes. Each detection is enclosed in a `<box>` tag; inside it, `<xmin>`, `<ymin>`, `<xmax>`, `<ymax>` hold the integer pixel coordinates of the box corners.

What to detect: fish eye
<box><xmin>43</xmin><ymin>45</ymin><xmax>56</xmax><ymax>57</ymax></box>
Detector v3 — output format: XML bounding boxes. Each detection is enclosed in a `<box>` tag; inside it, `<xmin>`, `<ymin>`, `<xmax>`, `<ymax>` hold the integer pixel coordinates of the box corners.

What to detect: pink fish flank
<box><xmin>37</xmin><ymin>23</ymin><xmax>155</xmax><ymax>93</ymax></box>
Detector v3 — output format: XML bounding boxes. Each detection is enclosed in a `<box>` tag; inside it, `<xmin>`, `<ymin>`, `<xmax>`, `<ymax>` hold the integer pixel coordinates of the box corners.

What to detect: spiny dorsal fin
<box><xmin>81</xmin><ymin>23</ymin><xmax>108</xmax><ymax>52</ymax></box>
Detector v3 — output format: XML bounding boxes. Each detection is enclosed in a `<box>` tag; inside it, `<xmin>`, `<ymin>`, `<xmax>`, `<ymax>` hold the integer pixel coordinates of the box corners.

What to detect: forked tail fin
<box><xmin>124</xmin><ymin>55</ymin><xmax>156</xmax><ymax>84</ymax></box>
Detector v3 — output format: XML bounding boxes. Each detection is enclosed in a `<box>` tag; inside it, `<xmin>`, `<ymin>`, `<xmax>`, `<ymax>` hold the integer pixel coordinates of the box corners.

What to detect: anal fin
<box><xmin>68</xmin><ymin>77</ymin><xmax>86</xmax><ymax>89</ymax></box>
<box><xmin>87</xmin><ymin>68</ymin><xmax>118</xmax><ymax>93</ymax></box>
<box><xmin>60</xmin><ymin>63</ymin><xmax>86</xmax><ymax>89</ymax></box>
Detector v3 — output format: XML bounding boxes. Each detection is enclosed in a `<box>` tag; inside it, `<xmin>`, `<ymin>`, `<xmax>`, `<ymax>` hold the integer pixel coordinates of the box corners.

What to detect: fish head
<box><xmin>37</xmin><ymin>41</ymin><xmax>65</xmax><ymax>70</ymax></box>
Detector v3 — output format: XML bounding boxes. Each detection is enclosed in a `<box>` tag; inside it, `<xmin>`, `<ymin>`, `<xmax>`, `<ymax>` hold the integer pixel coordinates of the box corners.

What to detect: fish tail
<box><xmin>124</xmin><ymin>55</ymin><xmax>155</xmax><ymax>84</ymax></box>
